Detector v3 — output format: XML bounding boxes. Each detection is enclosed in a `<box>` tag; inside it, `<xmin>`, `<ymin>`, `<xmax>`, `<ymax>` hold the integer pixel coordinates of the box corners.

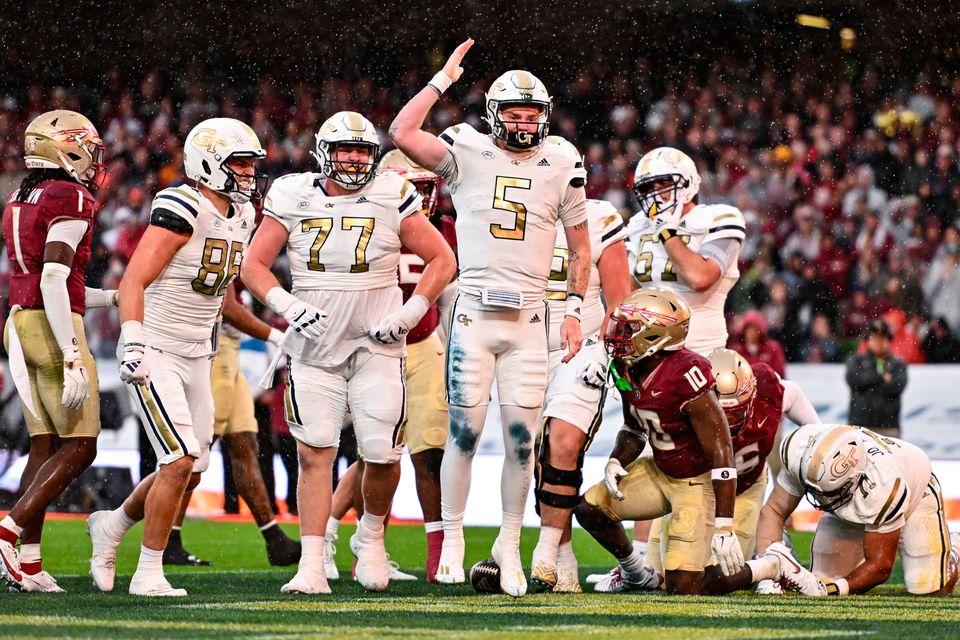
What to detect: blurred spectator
<box><xmin>728</xmin><ymin>310</ymin><xmax>787</xmax><ymax>378</ymax></box>
<box><xmin>922</xmin><ymin>317</ymin><xmax>960</xmax><ymax>363</ymax></box>
<box><xmin>845</xmin><ymin>320</ymin><xmax>908</xmax><ymax>438</ymax></box>
<box><xmin>799</xmin><ymin>314</ymin><xmax>842</xmax><ymax>363</ymax></box>
<box><xmin>779</xmin><ymin>205</ymin><xmax>821</xmax><ymax>263</ymax></box>
<box><xmin>923</xmin><ymin>235</ymin><xmax>960</xmax><ymax>335</ymax></box>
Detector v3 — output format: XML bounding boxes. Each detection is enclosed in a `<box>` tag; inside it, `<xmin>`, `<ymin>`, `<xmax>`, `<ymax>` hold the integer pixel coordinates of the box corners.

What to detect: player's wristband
<box><xmin>265</xmin><ymin>287</ymin><xmax>297</xmax><ymax>316</ymax></box>
<box><xmin>120</xmin><ymin>320</ymin><xmax>145</xmax><ymax>347</ymax></box>
<box><xmin>658</xmin><ymin>227</ymin><xmax>678</xmax><ymax>242</ymax></box>
<box><xmin>428</xmin><ymin>71</ymin><xmax>453</xmax><ymax>95</ymax></box>
<box><xmin>825</xmin><ymin>578</ymin><xmax>849</xmax><ymax>596</ymax></box>
<box><xmin>711</xmin><ymin>467</ymin><xmax>737</xmax><ymax>481</ymax></box>
<box><xmin>267</xmin><ymin>328</ymin><xmax>284</xmax><ymax>346</ymax></box>
<box><xmin>564</xmin><ymin>294</ymin><xmax>584</xmax><ymax>321</ymax></box>
<box><xmin>715</xmin><ymin>517</ymin><xmax>734</xmax><ymax>530</ymax></box>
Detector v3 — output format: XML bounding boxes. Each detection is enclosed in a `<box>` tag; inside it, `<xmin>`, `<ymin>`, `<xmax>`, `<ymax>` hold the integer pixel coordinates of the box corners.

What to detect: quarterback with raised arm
<box><xmin>87</xmin><ymin>118</ymin><xmax>265</xmax><ymax>597</ymax></box>
<box><xmin>242</xmin><ymin>112</ymin><xmax>455</xmax><ymax>595</ymax></box>
<box><xmin>0</xmin><ymin>110</ymin><xmax>112</xmax><ymax>593</ymax></box>
<box><xmin>390</xmin><ymin>39</ymin><xmax>592</xmax><ymax>597</ymax></box>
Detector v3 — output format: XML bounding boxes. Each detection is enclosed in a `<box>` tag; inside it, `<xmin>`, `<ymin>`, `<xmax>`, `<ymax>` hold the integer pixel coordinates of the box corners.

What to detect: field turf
<box><xmin>0</xmin><ymin>519</ymin><xmax>957</xmax><ymax>639</ymax></box>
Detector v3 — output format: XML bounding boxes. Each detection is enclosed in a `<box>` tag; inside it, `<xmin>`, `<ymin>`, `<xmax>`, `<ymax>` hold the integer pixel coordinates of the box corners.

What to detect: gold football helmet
<box><xmin>709</xmin><ymin>349</ymin><xmax>757</xmax><ymax>434</ymax></box>
<box><xmin>378</xmin><ymin>149</ymin><xmax>441</xmax><ymax>216</ymax></box>
<box><xmin>24</xmin><ymin>110</ymin><xmax>105</xmax><ymax>190</ymax></box>
<box><xmin>604</xmin><ymin>288</ymin><xmax>690</xmax><ymax>363</ymax></box>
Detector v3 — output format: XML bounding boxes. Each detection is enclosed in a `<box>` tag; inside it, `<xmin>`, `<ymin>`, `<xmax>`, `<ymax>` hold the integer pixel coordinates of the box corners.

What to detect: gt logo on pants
<box><xmin>457</xmin><ymin>313</ymin><xmax>472</xmax><ymax>326</ymax></box>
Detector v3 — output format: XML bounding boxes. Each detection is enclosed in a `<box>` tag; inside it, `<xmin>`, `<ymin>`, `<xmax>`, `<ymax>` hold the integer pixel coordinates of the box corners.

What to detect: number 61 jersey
<box><xmin>263</xmin><ymin>171</ymin><xmax>423</xmax><ymax>366</ymax></box>
<box><xmin>627</xmin><ymin>204</ymin><xmax>745</xmax><ymax>355</ymax></box>
<box><xmin>143</xmin><ymin>185</ymin><xmax>256</xmax><ymax>357</ymax></box>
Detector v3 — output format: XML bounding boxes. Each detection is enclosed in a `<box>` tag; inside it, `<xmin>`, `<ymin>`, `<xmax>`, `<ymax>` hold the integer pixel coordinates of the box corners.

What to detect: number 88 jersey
<box><xmin>143</xmin><ymin>185</ymin><xmax>256</xmax><ymax>357</ymax></box>
<box><xmin>618</xmin><ymin>349</ymin><xmax>718</xmax><ymax>479</ymax></box>
<box><xmin>626</xmin><ymin>204</ymin><xmax>745</xmax><ymax>355</ymax></box>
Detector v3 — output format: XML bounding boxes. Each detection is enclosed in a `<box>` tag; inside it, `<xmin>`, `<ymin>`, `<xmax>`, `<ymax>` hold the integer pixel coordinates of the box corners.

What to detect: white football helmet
<box><xmin>485</xmin><ymin>70</ymin><xmax>552</xmax><ymax>149</ymax></box>
<box><xmin>632</xmin><ymin>147</ymin><xmax>700</xmax><ymax>222</ymax></box>
<box><xmin>782</xmin><ymin>424</ymin><xmax>867</xmax><ymax>511</ymax></box>
<box><xmin>709</xmin><ymin>349</ymin><xmax>757</xmax><ymax>435</ymax></box>
<box><xmin>313</xmin><ymin>111</ymin><xmax>381</xmax><ymax>190</ymax></box>
<box><xmin>184</xmin><ymin>118</ymin><xmax>266</xmax><ymax>203</ymax></box>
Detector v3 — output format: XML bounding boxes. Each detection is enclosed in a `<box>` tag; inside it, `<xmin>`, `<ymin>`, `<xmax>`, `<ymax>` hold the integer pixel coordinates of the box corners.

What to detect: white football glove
<box><xmin>578</xmin><ymin>358</ymin><xmax>608</xmax><ymax>389</ymax></box>
<box><xmin>266</xmin><ymin>288</ymin><xmax>329</xmax><ymax>341</ymax></box>
<box><xmin>60</xmin><ymin>347</ymin><xmax>89</xmax><ymax>409</ymax></box>
<box><xmin>118</xmin><ymin>321</ymin><xmax>151</xmax><ymax>387</ymax></box>
<box><xmin>711</xmin><ymin>521</ymin><xmax>745</xmax><ymax>576</ymax></box>
<box><xmin>603</xmin><ymin>459</ymin><xmax>628</xmax><ymax>501</ymax></box>
<box><xmin>370</xmin><ymin>295</ymin><xmax>430</xmax><ymax>345</ymax></box>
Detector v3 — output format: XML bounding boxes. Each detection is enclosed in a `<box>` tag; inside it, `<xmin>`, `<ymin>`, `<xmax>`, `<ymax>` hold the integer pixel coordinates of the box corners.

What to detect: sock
<box><xmin>533</xmin><ymin>526</ymin><xmax>563</xmax><ymax>565</ymax></box>
<box><xmin>359</xmin><ymin>512</ymin><xmax>386</xmax><ymax>540</ymax></box>
<box><xmin>618</xmin><ymin>548</ymin><xmax>646</xmax><ymax>576</ymax></box>
<box><xmin>424</xmin><ymin>521</ymin><xmax>443</xmax><ymax>534</ymax></box>
<box><xmin>440</xmin><ymin>404</ymin><xmax>486</xmax><ymax>546</ymax></box>
<box><xmin>557</xmin><ymin>540</ymin><xmax>576</xmax><ymax>566</ymax></box>
<box><xmin>325</xmin><ymin>517</ymin><xmax>341</xmax><ymax>541</ymax></box>
<box><xmin>499</xmin><ymin>511</ymin><xmax>524</xmax><ymax>549</ymax></box>
<box><xmin>300</xmin><ymin>535</ymin><xmax>326</xmax><ymax>575</ymax></box>
<box><xmin>633</xmin><ymin>539</ymin><xmax>649</xmax><ymax>555</ymax></box>
<box><xmin>747</xmin><ymin>555</ymin><xmax>780</xmax><ymax>582</ymax></box>
<box><xmin>260</xmin><ymin>521</ymin><xmax>285</xmax><ymax>543</ymax></box>
<box><xmin>136</xmin><ymin>544</ymin><xmax>164</xmax><ymax>579</ymax></box>
<box><xmin>105</xmin><ymin>507</ymin><xmax>137</xmax><ymax>541</ymax></box>
<box><xmin>20</xmin><ymin>543</ymin><xmax>41</xmax><ymax>575</ymax></box>
<box><xmin>499</xmin><ymin>406</ymin><xmax>537</xmax><ymax>520</ymax></box>
<box><xmin>168</xmin><ymin>526</ymin><xmax>183</xmax><ymax>546</ymax></box>
<box><xmin>0</xmin><ymin>516</ymin><xmax>22</xmax><ymax>544</ymax></box>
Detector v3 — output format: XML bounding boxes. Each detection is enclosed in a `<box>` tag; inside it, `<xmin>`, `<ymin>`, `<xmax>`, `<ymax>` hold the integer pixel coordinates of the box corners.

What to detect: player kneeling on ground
<box><xmin>753</xmin><ymin>424</ymin><xmax>959</xmax><ymax>596</ymax></box>
<box><xmin>573</xmin><ymin>288</ymin><xmax>746</xmax><ymax>595</ymax></box>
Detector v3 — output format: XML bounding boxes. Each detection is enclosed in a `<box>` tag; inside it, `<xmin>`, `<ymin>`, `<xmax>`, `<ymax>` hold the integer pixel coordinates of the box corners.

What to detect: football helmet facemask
<box><xmin>485</xmin><ymin>70</ymin><xmax>552</xmax><ymax>150</ymax></box>
<box><xmin>24</xmin><ymin>110</ymin><xmax>105</xmax><ymax>191</ymax></box>
<box><xmin>184</xmin><ymin>118</ymin><xmax>267</xmax><ymax>203</ymax></box>
<box><xmin>604</xmin><ymin>288</ymin><xmax>691</xmax><ymax>365</ymax></box>
<box><xmin>313</xmin><ymin>111</ymin><xmax>380</xmax><ymax>190</ymax></box>
<box><xmin>632</xmin><ymin>147</ymin><xmax>700</xmax><ymax>222</ymax></box>
<box><xmin>709</xmin><ymin>349</ymin><xmax>757</xmax><ymax>435</ymax></box>
<box><xmin>377</xmin><ymin>149</ymin><xmax>441</xmax><ymax>217</ymax></box>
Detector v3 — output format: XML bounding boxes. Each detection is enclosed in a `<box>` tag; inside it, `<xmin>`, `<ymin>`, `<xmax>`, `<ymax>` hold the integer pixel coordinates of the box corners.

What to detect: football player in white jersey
<box><xmin>619</xmin><ymin>146</ymin><xmax>746</xmax><ymax>562</ymax></box>
<box><xmin>241</xmin><ymin>111</ymin><xmax>456</xmax><ymax>595</ymax></box>
<box><xmin>87</xmin><ymin>118</ymin><xmax>265</xmax><ymax>596</ymax></box>
<box><xmin>750</xmin><ymin>424</ymin><xmax>959</xmax><ymax>596</ymax></box>
<box><xmin>530</xmin><ymin>196</ymin><xmax>631</xmax><ymax>593</ymax></box>
<box><xmin>390</xmin><ymin>39</ymin><xmax>592</xmax><ymax>597</ymax></box>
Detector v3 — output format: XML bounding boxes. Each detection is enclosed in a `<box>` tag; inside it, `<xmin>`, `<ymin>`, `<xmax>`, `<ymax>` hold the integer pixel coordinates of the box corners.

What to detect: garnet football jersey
<box><xmin>733</xmin><ymin>362</ymin><xmax>783</xmax><ymax>493</ymax></box>
<box><xmin>399</xmin><ymin>214</ymin><xmax>457</xmax><ymax>344</ymax></box>
<box><xmin>620</xmin><ymin>348</ymin><xmax>717</xmax><ymax>478</ymax></box>
<box><xmin>3</xmin><ymin>179</ymin><xmax>95</xmax><ymax>314</ymax></box>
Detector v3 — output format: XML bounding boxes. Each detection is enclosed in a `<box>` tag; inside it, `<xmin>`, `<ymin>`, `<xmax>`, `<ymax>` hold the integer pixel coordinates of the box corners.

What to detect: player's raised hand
<box><xmin>442</xmin><ymin>38</ymin><xmax>475</xmax><ymax>83</ymax></box>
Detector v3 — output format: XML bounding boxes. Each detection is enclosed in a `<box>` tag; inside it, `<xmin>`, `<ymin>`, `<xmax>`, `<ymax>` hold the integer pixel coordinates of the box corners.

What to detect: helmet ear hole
<box><xmin>66</xmin><ymin>152</ymin><xmax>82</xmax><ymax>161</ymax></box>
<box><xmin>201</xmin><ymin>159</ymin><xmax>211</xmax><ymax>175</ymax></box>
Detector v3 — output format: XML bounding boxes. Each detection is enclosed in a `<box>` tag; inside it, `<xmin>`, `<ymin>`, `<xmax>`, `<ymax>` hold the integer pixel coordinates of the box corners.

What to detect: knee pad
<box><xmin>359</xmin><ymin>436</ymin><xmax>403</xmax><ymax>465</ymax></box>
<box><xmin>534</xmin><ymin>423</ymin><xmax>583</xmax><ymax>513</ymax></box>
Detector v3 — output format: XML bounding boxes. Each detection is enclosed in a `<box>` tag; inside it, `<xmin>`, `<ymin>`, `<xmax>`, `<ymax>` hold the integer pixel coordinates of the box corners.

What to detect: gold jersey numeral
<box><xmin>633</xmin><ymin>233</ymin><xmax>690</xmax><ymax>283</ymax></box>
<box><xmin>490</xmin><ymin>176</ymin><xmax>531</xmax><ymax>240</ymax></box>
<box><xmin>301</xmin><ymin>216</ymin><xmax>376</xmax><ymax>273</ymax></box>
<box><xmin>546</xmin><ymin>247</ymin><xmax>569</xmax><ymax>301</ymax></box>
<box><xmin>192</xmin><ymin>239</ymin><xmax>244</xmax><ymax>296</ymax></box>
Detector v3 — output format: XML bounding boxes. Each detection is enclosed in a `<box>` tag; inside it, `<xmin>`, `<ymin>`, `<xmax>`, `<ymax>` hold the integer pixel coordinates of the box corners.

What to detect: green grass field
<box><xmin>0</xmin><ymin>519</ymin><xmax>957</xmax><ymax>639</ymax></box>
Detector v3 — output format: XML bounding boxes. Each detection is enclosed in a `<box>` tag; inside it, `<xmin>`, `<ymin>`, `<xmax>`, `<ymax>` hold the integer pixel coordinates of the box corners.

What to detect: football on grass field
<box><xmin>469</xmin><ymin>558</ymin><xmax>502</xmax><ymax>593</ymax></box>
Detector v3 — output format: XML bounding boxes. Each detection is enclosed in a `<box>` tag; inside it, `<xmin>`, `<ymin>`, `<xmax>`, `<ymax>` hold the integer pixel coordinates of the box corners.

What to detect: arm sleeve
<box><xmin>559</xmin><ymin>183</ymin><xmax>588</xmax><ymax>228</ymax></box>
<box><xmin>781</xmin><ymin>379</ymin><xmax>821</xmax><ymax>426</ymax></box>
<box><xmin>39</xmin><ymin>262</ymin><xmax>78</xmax><ymax>354</ymax></box>
<box><xmin>698</xmin><ymin>236</ymin><xmax>741</xmax><ymax>276</ymax></box>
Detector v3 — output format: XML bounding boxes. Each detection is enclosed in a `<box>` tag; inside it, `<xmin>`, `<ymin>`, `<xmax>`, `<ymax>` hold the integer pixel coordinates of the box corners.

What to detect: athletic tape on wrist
<box><xmin>428</xmin><ymin>71</ymin><xmax>453</xmax><ymax>94</ymax></box>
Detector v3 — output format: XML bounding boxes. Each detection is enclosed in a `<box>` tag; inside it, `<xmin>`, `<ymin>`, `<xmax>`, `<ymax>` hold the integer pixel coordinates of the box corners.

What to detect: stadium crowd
<box><xmin>2</xmin><ymin>57</ymin><xmax>960</xmax><ymax>365</ymax></box>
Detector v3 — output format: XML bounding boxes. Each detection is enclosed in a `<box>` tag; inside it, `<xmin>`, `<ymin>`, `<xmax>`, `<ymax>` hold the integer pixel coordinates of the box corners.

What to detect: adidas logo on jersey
<box><xmin>537</xmin><ymin>158</ymin><xmax>551</xmax><ymax>167</ymax></box>
<box><xmin>529</xmin><ymin>314</ymin><xmax>542</xmax><ymax>324</ymax></box>
<box><xmin>585</xmin><ymin>337</ymin><xmax>596</xmax><ymax>346</ymax></box>
<box><xmin>241</xmin><ymin>220</ymin><xmax>248</xmax><ymax>230</ymax></box>
<box><xmin>356</xmin><ymin>196</ymin><xmax>369</xmax><ymax>204</ymax></box>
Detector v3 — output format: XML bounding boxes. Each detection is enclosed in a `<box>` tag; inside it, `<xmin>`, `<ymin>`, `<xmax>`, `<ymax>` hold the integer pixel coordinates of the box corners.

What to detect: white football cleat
<box><xmin>281</xmin><ymin>570</ymin><xmax>331</xmax><ymax>594</ymax></box>
<box><xmin>128</xmin><ymin>574</ymin><xmax>187</xmax><ymax>597</ymax></box>
<box><xmin>87</xmin><ymin>511</ymin><xmax>119</xmax><ymax>593</ymax></box>
<box><xmin>764</xmin><ymin>542</ymin><xmax>826</xmax><ymax>596</ymax></box>
<box><xmin>323</xmin><ymin>536</ymin><xmax>339</xmax><ymax>581</ymax></box>
<box><xmin>594</xmin><ymin>565</ymin><xmax>660</xmax><ymax>593</ymax></box>
<box><xmin>0</xmin><ymin>538</ymin><xmax>23</xmax><ymax>591</ymax></box>
<box><xmin>350</xmin><ymin>533</ymin><xmax>390</xmax><ymax>592</ymax></box>
<box><xmin>20</xmin><ymin>570</ymin><xmax>66</xmax><ymax>593</ymax></box>
<box><xmin>387</xmin><ymin>556</ymin><xmax>417</xmax><ymax>581</ymax></box>
<box><xmin>491</xmin><ymin>537</ymin><xmax>526</xmax><ymax>598</ymax></box>
<box><xmin>585</xmin><ymin>568</ymin><xmax>614</xmax><ymax>584</ymax></box>
<box><xmin>755</xmin><ymin>579</ymin><xmax>784</xmax><ymax>595</ymax></box>
<box><xmin>435</xmin><ymin>537</ymin><xmax>466</xmax><ymax>585</ymax></box>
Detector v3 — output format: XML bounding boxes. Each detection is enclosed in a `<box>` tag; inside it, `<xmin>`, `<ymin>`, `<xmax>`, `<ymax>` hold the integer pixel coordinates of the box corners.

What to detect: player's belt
<box><xmin>459</xmin><ymin>286</ymin><xmax>527</xmax><ymax>310</ymax></box>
